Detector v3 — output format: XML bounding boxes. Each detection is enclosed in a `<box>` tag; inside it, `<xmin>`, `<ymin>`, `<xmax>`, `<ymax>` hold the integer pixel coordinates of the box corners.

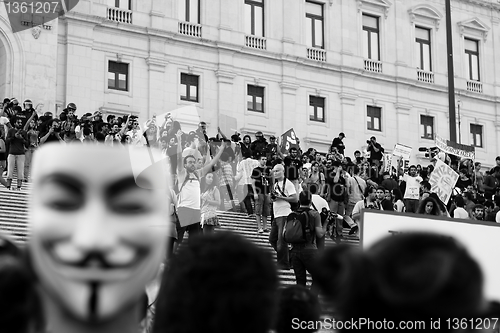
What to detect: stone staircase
<box><xmin>0</xmin><ymin>184</ymin><xmax>359</xmax><ymax>332</ymax></box>
<box><xmin>0</xmin><ymin>184</ymin><xmax>359</xmax><ymax>284</ymax></box>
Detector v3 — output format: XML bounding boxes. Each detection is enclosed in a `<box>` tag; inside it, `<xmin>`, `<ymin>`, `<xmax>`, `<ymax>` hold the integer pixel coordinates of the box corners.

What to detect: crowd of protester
<box><xmin>3</xmin><ymin>98</ymin><xmax>500</xmax><ymax>332</ymax></box>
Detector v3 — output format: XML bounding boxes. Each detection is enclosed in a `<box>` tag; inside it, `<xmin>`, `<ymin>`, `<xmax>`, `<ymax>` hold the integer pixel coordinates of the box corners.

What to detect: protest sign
<box><xmin>392</xmin><ymin>143</ymin><xmax>412</xmax><ymax>160</ymax></box>
<box><xmin>435</xmin><ymin>134</ymin><xmax>475</xmax><ymax>160</ymax></box>
<box><xmin>280</xmin><ymin>128</ymin><xmax>299</xmax><ymax>154</ymax></box>
<box><xmin>429</xmin><ymin>159</ymin><xmax>459</xmax><ymax>205</ymax></box>
<box><xmin>361</xmin><ymin>210</ymin><xmax>500</xmax><ymax>300</ymax></box>
<box><xmin>383</xmin><ymin>153</ymin><xmax>392</xmax><ymax>173</ymax></box>
<box><xmin>219</xmin><ymin>114</ymin><xmax>238</xmax><ymax>136</ymax></box>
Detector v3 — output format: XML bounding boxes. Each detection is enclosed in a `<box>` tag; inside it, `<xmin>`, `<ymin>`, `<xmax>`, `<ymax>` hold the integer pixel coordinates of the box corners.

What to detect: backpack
<box><xmin>283</xmin><ymin>209</ymin><xmax>314</xmax><ymax>244</ymax></box>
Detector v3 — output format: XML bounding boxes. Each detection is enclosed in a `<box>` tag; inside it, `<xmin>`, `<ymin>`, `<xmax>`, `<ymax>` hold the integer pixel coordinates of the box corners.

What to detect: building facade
<box><xmin>0</xmin><ymin>0</ymin><xmax>500</xmax><ymax>165</ymax></box>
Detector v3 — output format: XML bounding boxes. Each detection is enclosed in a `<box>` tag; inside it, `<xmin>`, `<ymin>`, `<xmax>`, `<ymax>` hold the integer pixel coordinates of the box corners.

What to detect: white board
<box><xmin>361</xmin><ymin>210</ymin><xmax>500</xmax><ymax>300</ymax></box>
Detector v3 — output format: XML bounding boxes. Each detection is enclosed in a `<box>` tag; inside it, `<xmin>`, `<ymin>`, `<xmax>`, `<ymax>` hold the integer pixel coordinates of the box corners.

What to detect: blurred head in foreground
<box><xmin>0</xmin><ymin>235</ymin><xmax>44</xmax><ymax>333</ymax></box>
<box><xmin>313</xmin><ymin>233</ymin><xmax>490</xmax><ymax>331</ymax></box>
<box><xmin>28</xmin><ymin>143</ymin><xmax>170</xmax><ymax>330</ymax></box>
<box><xmin>153</xmin><ymin>232</ymin><xmax>278</xmax><ymax>333</ymax></box>
<box><xmin>275</xmin><ymin>285</ymin><xmax>320</xmax><ymax>333</ymax></box>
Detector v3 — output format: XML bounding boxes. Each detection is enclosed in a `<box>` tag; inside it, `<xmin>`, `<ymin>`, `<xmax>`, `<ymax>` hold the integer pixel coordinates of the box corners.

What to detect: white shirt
<box><xmin>126</xmin><ymin>129</ymin><xmax>147</xmax><ymax>146</ymax></box>
<box><xmin>0</xmin><ymin>116</ymin><xmax>9</xmax><ymax>125</ymax></box>
<box><xmin>454</xmin><ymin>207</ymin><xmax>470</xmax><ymax>219</ymax></box>
<box><xmin>311</xmin><ymin>194</ymin><xmax>329</xmax><ymax>212</ymax></box>
<box><xmin>403</xmin><ymin>174</ymin><xmax>422</xmax><ymax>200</ymax></box>
<box><xmin>177</xmin><ymin>169</ymin><xmax>202</xmax><ymax>210</ymax></box>
<box><xmin>273</xmin><ymin>178</ymin><xmax>297</xmax><ymax>218</ymax></box>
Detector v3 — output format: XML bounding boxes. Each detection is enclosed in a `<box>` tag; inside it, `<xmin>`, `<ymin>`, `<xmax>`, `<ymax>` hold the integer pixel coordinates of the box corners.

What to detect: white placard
<box><xmin>393</xmin><ymin>143</ymin><xmax>412</xmax><ymax>160</ymax></box>
<box><xmin>429</xmin><ymin>159</ymin><xmax>459</xmax><ymax>205</ymax></box>
<box><xmin>361</xmin><ymin>210</ymin><xmax>500</xmax><ymax>300</ymax></box>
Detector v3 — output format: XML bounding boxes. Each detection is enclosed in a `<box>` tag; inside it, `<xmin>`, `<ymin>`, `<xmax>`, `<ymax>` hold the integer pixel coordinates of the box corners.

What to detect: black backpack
<box><xmin>283</xmin><ymin>209</ymin><xmax>314</xmax><ymax>244</ymax></box>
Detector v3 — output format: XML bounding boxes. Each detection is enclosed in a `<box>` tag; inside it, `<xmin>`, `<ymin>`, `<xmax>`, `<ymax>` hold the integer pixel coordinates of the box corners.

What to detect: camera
<box><xmin>366</xmin><ymin>140</ymin><xmax>372</xmax><ymax>144</ymax></box>
<box><xmin>270</xmin><ymin>192</ymin><xmax>278</xmax><ymax>200</ymax></box>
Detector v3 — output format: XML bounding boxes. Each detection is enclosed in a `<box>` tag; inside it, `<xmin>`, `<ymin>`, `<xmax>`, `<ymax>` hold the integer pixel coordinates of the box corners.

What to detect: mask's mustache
<box><xmin>72</xmin><ymin>251</ymin><xmax>114</xmax><ymax>269</ymax></box>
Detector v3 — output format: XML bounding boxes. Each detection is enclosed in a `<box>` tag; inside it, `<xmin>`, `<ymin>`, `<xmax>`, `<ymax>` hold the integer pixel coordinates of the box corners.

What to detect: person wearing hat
<box><xmin>330</xmin><ymin>132</ymin><xmax>346</xmax><ymax>156</ymax></box>
<box><xmin>265</xmin><ymin>135</ymin><xmax>280</xmax><ymax>162</ymax></box>
<box><xmin>251</xmin><ymin>131</ymin><xmax>267</xmax><ymax>159</ymax></box>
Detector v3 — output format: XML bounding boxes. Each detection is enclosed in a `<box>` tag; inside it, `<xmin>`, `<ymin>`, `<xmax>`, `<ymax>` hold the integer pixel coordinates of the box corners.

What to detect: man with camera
<box><xmin>366</xmin><ymin>136</ymin><xmax>384</xmax><ymax>167</ymax></box>
<box><xmin>5</xmin><ymin>117</ymin><xmax>28</xmax><ymax>190</ymax></box>
<box><xmin>39</xmin><ymin>119</ymin><xmax>64</xmax><ymax>144</ymax></box>
<box><xmin>269</xmin><ymin>163</ymin><xmax>298</xmax><ymax>270</ymax></box>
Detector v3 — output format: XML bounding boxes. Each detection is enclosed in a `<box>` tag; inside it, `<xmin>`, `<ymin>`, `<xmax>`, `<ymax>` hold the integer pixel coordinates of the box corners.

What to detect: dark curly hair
<box><xmin>152</xmin><ymin>232</ymin><xmax>278</xmax><ymax>333</ymax></box>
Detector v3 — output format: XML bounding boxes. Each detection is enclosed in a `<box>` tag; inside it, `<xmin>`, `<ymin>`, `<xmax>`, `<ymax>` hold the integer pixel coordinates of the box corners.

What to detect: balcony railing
<box><xmin>417</xmin><ymin>69</ymin><xmax>434</xmax><ymax>84</ymax></box>
<box><xmin>107</xmin><ymin>7</ymin><xmax>132</xmax><ymax>24</ymax></box>
<box><xmin>364</xmin><ymin>59</ymin><xmax>382</xmax><ymax>73</ymax></box>
<box><xmin>178</xmin><ymin>21</ymin><xmax>202</xmax><ymax>38</ymax></box>
<box><xmin>307</xmin><ymin>48</ymin><xmax>326</xmax><ymax>62</ymax></box>
<box><xmin>245</xmin><ymin>35</ymin><xmax>266</xmax><ymax>50</ymax></box>
<box><xmin>467</xmin><ymin>80</ymin><xmax>483</xmax><ymax>93</ymax></box>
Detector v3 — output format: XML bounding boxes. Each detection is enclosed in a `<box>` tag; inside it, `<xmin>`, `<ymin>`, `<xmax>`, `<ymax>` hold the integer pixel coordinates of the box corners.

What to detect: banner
<box><xmin>392</xmin><ymin>143</ymin><xmax>412</xmax><ymax>160</ymax></box>
<box><xmin>280</xmin><ymin>128</ymin><xmax>299</xmax><ymax>154</ymax></box>
<box><xmin>429</xmin><ymin>159</ymin><xmax>459</xmax><ymax>205</ymax></box>
<box><xmin>219</xmin><ymin>114</ymin><xmax>238</xmax><ymax>136</ymax></box>
<box><xmin>435</xmin><ymin>134</ymin><xmax>475</xmax><ymax>160</ymax></box>
<box><xmin>361</xmin><ymin>210</ymin><xmax>500</xmax><ymax>300</ymax></box>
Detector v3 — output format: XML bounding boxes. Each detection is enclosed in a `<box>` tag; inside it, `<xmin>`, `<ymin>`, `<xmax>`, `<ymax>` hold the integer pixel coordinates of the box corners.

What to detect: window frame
<box><xmin>247</xmin><ymin>84</ymin><xmax>265</xmax><ymax>113</ymax></box>
<box><xmin>115</xmin><ymin>0</ymin><xmax>131</xmax><ymax>10</ymax></box>
<box><xmin>305</xmin><ymin>0</ymin><xmax>324</xmax><ymax>49</ymax></box>
<box><xmin>366</xmin><ymin>105</ymin><xmax>382</xmax><ymax>132</ymax></box>
<box><xmin>181</xmin><ymin>0</ymin><xmax>200</xmax><ymax>24</ymax></box>
<box><xmin>420</xmin><ymin>114</ymin><xmax>434</xmax><ymax>140</ymax></box>
<box><xmin>415</xmin><ymin>26</ymin><xmax>432</xmax><ymax>71</ymax></box>
<box><xmin>108</xmin><ymin>60</ymin><xmax>129</xmax><ymax>92</ymax></box>
<box><xmin>362</xmin><ymin>13</ymin><xmax>380</xmax><ymax>61</ymax></box>
<box><xmin>464</xmin><ymin>37</ymin><xmax>480</xmax><ymax>81</ymax></box>
<box><xmin>309</xmin><ymin>95</ymin><xmax>325</xmax><ymax>123</ymax></box>
<box><xmin>245</xmin><ymin>0</ymin><xmax>264</xmax><ymax>37</ymax></box>
<box><xmin>180</xmin><ymin>73</ymin><xmax>199</xmax><ymax>103</ymax></box>
<box><xmin>470</xmin><ymin>123</ymin><xmax>483</xmax><ymax>148</ymax></box>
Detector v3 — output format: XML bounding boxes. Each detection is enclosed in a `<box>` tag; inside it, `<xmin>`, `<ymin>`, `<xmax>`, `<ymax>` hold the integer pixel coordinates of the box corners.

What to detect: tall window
<box><xmin>108</xmin><ymin>61</ymin><xmax>128</xmax><ymax>91</ymax></box>
<box><xmin>245</xmin><ymin>0</ymin><xmax>264</xmax><ymax>37</ymax></box>
<box><xmin>180</xmin><ymin>0</ymin><xmax>200</xmax><ymax>23</ymax></box>
<box><xmin>470</xmin><ymin>124</ymin><xmax>483</xmax><ymax>147</ymax></box>
<box><xmin>465</xmin><ymin>38</ymin><xmax>480</xmax><ymax>81</ymax></box>
<box><xmin>115</xmin><ymin>0</ymin><xmax>131</xmax><ymax>10</ymax></box>
<box><xmin>247</xmin><ymin>85</ymin><xmax>264</xmax><ymax>112</ymax></box>
<box><xmin>420</xmin><ymin>115</ymin><xmax>434</xmax><ymax>139</ymax></box>
<box><xmin>181</xmin><ymin>73</ymin><xmax>199</xmax><ymax>102</ymax></box>
<box><xmin>309</xmin><ymin>96</ymin><xmax>325</xmax><ymax>122</ymax></box>
<box><xmin>415</xmin><ymin>27</ymin><xmax>431</xmax><ymax>71</ymax></box>
<box><xmin>305</xmin><ymin>1</ymin><xmax>324</xmax><ymax>49</ymax></box>
<box><xmin>367</xmin><ymin>105</ymin><xmax>381</xmax><ymax>131</ymax></box>
<box><xmin>362</xmin><ymin>14</ymin><xmax>380</xmax><ymax>60</ymax></box>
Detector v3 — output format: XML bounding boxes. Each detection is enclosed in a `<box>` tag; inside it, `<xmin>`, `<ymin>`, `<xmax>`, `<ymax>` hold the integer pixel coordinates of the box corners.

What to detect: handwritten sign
<box><xmin>435</xmin><ymin>134</ymin><xmax>475</xmax><ymax>160</ymax></box>
<box><xmin>429</xmin><ymin>159</ymin><xmax>459</xmax><ymax>205</ymax></box>
<box><xmin>361</xmin><ymin>210</ymin><xmax>500</xmax><ymax>300</ymax></box>
<box><xmin>392</xmin><ymin>143</ymin><xmax>412</xmax><ymax>160</ymax></box>
<box><xmin>383</xmin><ymin>153</ymin><xmax>392</xmax><ymax>173</ymax></box>
<box><xmin>280</xmin><ymin>128</ymin><xmax>299</xmax><ymax>154</ymax></box>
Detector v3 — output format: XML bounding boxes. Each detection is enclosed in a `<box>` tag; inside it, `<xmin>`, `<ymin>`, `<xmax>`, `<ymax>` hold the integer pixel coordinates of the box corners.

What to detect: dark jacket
<box><xmin>6</xmin><ymin>128</ymin><xmax>27</xmax><ymax>155</ymax></box>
